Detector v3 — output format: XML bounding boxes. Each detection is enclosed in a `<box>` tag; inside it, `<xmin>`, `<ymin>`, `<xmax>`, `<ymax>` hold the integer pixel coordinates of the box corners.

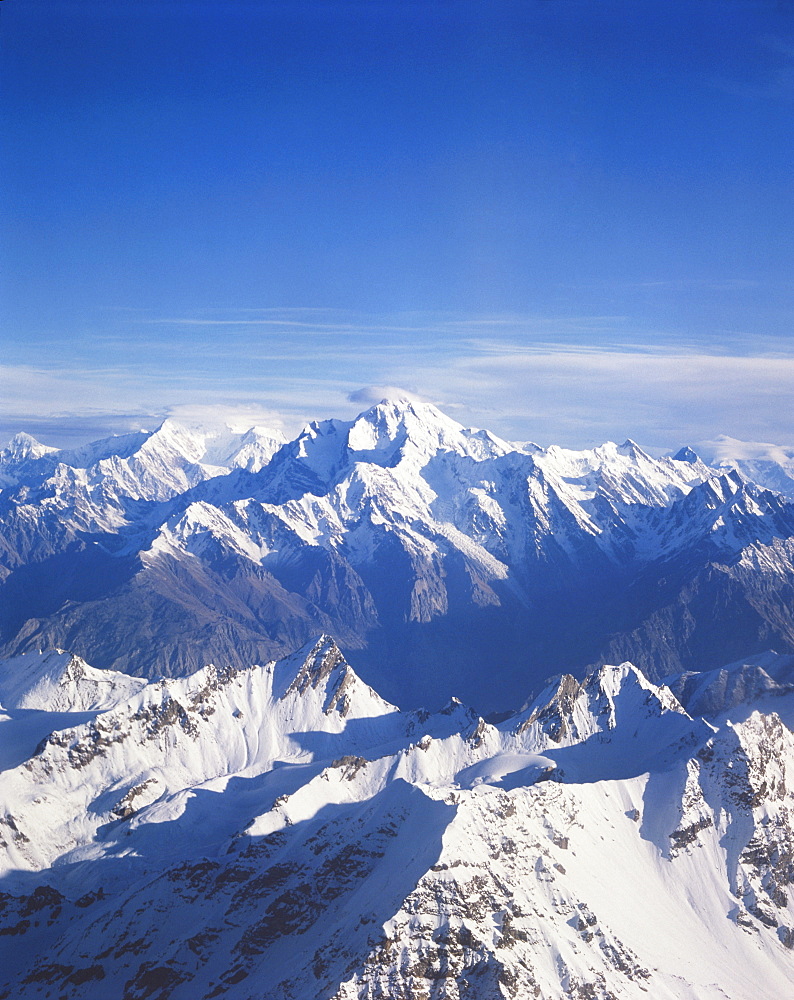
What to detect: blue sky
<box><xmin>2</xmin><ymin>0</ymin><xmax>792</xmax><ymax>451</ymax></box>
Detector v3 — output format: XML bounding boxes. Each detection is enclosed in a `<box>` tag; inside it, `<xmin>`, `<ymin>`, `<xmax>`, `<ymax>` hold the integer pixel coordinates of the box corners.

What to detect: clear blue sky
<box><xmin>2</xmin><ymin>0</ymin><xmax>792</xmax><ymax>451</ymax></box>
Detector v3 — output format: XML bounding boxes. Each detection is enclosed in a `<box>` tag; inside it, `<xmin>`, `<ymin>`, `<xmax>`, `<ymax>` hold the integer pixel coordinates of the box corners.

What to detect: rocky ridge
<box><xmin>0</xmin><ymin>637</ymin><xmax>793</xmax><ymax>998</ymax></box>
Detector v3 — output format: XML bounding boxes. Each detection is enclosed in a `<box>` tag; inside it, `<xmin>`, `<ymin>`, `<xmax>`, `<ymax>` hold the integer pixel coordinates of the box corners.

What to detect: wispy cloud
<box><xmin>376</xmin><ymin>345</ymin><xmax>794</xmax><ymax>449</ymax></box>
<box><xmin>347</xmin><ymin>385</ymin><xmax>431</xmax><ymax>407</ymax></box>
<box><xmin>696</xmin><ymin>435</ymin><xmax>794</xmax><ymax>465</ymax></box>
<box><xmin>4</xmin><ymin>329</ymin><xmax>793</xmax><ymax>452</ymax></box>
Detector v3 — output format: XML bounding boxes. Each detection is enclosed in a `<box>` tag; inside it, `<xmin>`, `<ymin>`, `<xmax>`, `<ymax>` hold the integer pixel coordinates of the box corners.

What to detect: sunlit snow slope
<box><xmin>1</xmin><ymin>637</ymin><xmax>793</xmax><ymax>999</ymax></box>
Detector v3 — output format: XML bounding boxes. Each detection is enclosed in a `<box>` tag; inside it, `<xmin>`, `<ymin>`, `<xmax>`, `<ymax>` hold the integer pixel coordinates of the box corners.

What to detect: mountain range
<box><xmin>1</xmin><ymin>399</ymin><xmax>793</xmax><ymax>712</ymax></box>
<box><xmin>3</xmin><ymin>400</ymin><xmax>794</xmax><ymax>996</ymax></box>
<box><xmin>0</xmin><ymin>637</ymin><xmax>793</xmax><ymax>998</ymax></box>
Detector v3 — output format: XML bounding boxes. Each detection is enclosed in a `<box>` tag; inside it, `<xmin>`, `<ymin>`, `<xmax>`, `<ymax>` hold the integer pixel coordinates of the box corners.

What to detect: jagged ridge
<box><xmin>1</xmin><ymin>400</ymin><xmax>793</xmax><ymax>711</ymax></box>
<box><xmin>0</xmin><ymin>639</ymin><xmax>793</xmax><ymax>998</ymax></box>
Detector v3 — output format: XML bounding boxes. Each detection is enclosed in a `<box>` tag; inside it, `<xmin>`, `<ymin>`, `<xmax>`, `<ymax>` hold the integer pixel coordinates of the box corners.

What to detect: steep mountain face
<box><xmin>1</xmin><ymin>639</ymin><xmax>793</xmax><ymax>999</ymax></box>
<box><xmin>1</xmin><ymin>402</ymin><xmax>793</xmax><ymax>711</ymax></box>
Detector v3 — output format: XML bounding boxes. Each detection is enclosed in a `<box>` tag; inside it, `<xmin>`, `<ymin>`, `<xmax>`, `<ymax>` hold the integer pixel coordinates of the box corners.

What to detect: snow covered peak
<box><xmin>1</xmin><ymin>419</ymin><xmax>287</xmax><ymax>507</ymax></box>
<box><xmin>55</xmin><ymin>429</ymin><xmax>153</xmax><ymax>469</ymax></box>
<box><xmin>260</xmin><ymin>400</ymin><xmax>515</xmax><ymax>499</ymax></box>
<box><xmin>530</xmin><ymin>439</ymin><xmax>714</xmax><ymax>535</ymax></box>
<box><xmin>280</xmin><ymin>633</ymin><xmax>348</xmax><ymax>694</ymax></box>
<box><xmin>345</xmin><ymin>398</ymin><xmax>514</xmax><ymax>468</ymax></box>
<box><xmin>616</xmin><ymin>438</ymin><xmax>650</xmax><ymax>460</ymax></box>
<box><xmin>206</xmin><ymin>425</ymin><xmax>287</xmax><ymax>472</ymax></box>
<box><xmin>0</xmin><ymin>433</ymin><xmax>59</xmax><ymax>487</ymax></box>
<box><xmin>510</xmin><ymin>438</ymin><xmax>544</xmax><ymax>454</ymax></box>
<box><xmin>0</xmin><ymin>431</ymin><xmax>56</xmax><ymax>461</ymax></box>
<box><xmin>585</xmin><ymin>660</ymin><xmax>686</xmax><ymax>715</ymax></box>
<box><xmin>0</xmin><ymin>649</ymin><xmax>146</xmax><ymax>712</ymax></box>
<box><xmin>139</xmin><ymin>418</ymin><xmax>207</xmax><ymax>462</ymax></box>
<box><xmin>276</xmin><ymin>634</ymin><xmax>398</xmax><ymax>722</ymax></box>
<box><xmin>514</xmin><ymin>660</ymin><xmax>690</xmax><ymax>749</ymax></box>
<box><xmin>56</xmin><ymin>420</ymin><xmax>244</xmax><ymax>503</ymax></box>
<box><xmin>141</xmin><ymin>419</ymin><xmax>286</xmax><ymax>473</ymax></box>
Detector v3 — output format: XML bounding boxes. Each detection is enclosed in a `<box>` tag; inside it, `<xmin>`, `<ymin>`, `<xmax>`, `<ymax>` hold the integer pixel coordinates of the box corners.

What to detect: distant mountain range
<box><xmin>2</xmin><ymin>399</ymin><xmax>794</xmax><ymax>712</ymax></box>
<box><xmin>1</xmin><ymin>637</ymin><xmax>793</xmax><ymax>998</ymax></box>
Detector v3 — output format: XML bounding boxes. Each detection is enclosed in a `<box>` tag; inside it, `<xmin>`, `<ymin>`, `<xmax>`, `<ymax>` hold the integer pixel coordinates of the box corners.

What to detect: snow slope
<box><xmin>0</xmin><ymin>638</ymin><xmax>793</xmax><ymax>999</ymax></box>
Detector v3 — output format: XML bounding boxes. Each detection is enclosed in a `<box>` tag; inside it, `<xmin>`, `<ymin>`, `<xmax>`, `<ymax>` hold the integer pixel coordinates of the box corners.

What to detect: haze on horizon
<box><xmin>1</xmin><ymin>0</ymin><xmax>792</xmax><ymax>452</ymax></box>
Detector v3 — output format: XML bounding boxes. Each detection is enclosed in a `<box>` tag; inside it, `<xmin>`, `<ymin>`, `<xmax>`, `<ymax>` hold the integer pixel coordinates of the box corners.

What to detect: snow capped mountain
<box><xmin>0</xmin><ymin>649</ymin><xmax>146</xmax><ymax>712</ymax></box>
<box><xmin>3</xmin><ymin>402</ymin><xmax>794</xmax><ymax>997</ymax></box>
<box><xmin>202</xmin><ymin>424</ymin><xmax>287</xmax><ymax>472</ymax></box>
<box><xmin>0</xmin><ymin>418</ymin><xmax>287</xmax><ymax>503</ymax></box>
<box><xmin>1</xmin><ymin>639</ymin><xmax>793</xmax><ymax>998</ymax></box>
<box><xmin>249</xmin><ymin>399</ymin><xmax>514</xmax><ymax>504</ymax></box>
<box><xmin>1</xmin><ymin>400</ymin><xmax>794</xmax><ymax>711</ymax></box>
<box><xmin>0</xmin><ymin>433</ymin><xmax>58</xmax><ymax>488</ymax></box>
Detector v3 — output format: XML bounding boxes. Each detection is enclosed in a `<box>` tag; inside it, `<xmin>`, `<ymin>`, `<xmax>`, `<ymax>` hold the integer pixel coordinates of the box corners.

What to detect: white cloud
<box><xmin>4</xmin><ymin>337</ymin><xmax>793</xmax><ymax>453</ymax></box>
<box><xmin>696</xmin><ymin>435</ymin><xmax>794</xmax><ymax>465</ymax></box>
<box><xmin>347</xmin><ymin>385</ymin><xmax>431</xmax><ymax>407</ymax></box>
<box><xmin>163</xmin><ymin>403</ymin><xmax>291</xmax><ymax>435</ymax></box>
<box><xmin>379</xmin><ymin>345</ymin><xmax>794</xmax><ymax>449</ymax></box>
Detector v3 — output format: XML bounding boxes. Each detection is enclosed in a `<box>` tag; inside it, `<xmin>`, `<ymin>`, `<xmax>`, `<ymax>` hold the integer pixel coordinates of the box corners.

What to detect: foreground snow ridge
<box><xmin>1</xmin><ymin>637</ymin><xmax>793</xmax><ymax>999</ymax></box>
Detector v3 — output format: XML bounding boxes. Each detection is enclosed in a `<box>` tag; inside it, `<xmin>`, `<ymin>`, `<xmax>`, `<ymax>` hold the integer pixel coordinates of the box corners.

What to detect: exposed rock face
<box><xmin>1</xmin><ymin>640</ymin><xmax>794</xmax><ymax>998</ymax></box>
<box><xmin>2</xmin><ymin>402</ymin><xmax>794</xmax><ymax>712</ymax></box>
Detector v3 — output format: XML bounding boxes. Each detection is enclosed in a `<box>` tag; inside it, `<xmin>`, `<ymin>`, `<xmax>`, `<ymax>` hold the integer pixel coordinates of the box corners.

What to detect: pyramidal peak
<box><xmin>276</xmin><ymin>634</ymin><xmax>399</xmax><ymax>722</ymax></box>
<box><xmin>673</xmin><ymin>445</ymin><xmax>700</xmax><ymax>464</ymax></box>
<box><xmin>616</xmin><ymin>438</ymin><xmax>652</xmax><ymax>460</ymax></box>
<box><xmin>346</xmin><ymin>397</ymin><xmax>514</xmax><ymax>465</ymax></box>
<box><xmin>281</xmin><ymin>633</ymin><xmax>349</xmax><ymax>698</ymax></box>
<box><xmin>0</xmin><ymin>431</ymin><xmax>57</xmax><ymax>460</ymax></box>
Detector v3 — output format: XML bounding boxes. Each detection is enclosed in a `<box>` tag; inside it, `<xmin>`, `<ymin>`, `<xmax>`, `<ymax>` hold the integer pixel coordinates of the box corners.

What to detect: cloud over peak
<box><xmin>347</xmin><ymin>385</ymin><xmax>431</xmax><ymax>407</ymax></box>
